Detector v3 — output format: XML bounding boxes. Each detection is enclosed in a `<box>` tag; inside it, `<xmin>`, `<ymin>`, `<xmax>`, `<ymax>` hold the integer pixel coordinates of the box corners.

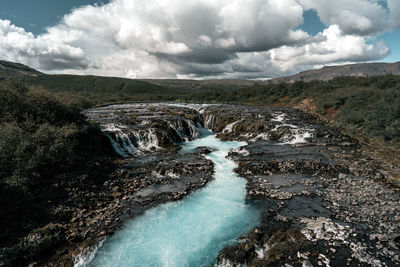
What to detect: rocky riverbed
<box><xmin>200</xmin><ymin>105</ymin><xmax>400</xmax><ymax>267</ymax></box>
<box><xmin>2</xmin><ymin>103</ymin><xmax>398</xmax><ymax>267</ymax></box>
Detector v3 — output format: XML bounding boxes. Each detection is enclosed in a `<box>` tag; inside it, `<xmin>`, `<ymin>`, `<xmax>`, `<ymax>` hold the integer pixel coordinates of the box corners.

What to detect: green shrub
<box><xmin>0</xmin><ymin>123</ymin><xmax>23</xmax><ymax>179</ymax></box>
<box><xmin>0</xmin><ymin>80</ymin><xmax>114</xmax><ymax>248</ymax></box>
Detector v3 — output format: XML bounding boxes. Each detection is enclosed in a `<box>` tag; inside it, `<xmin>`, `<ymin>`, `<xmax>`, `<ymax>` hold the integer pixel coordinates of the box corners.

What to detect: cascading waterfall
<box><xmin>204</xmin><ymin>114</ymin><xmax>216</xmax><ymax>129</ymax></box>
<box><xmin>186</xmin><ymin>119</ymin><xmax>201</xmax><ymax>139</ymax></box>
<box><xmin>272</xmin><ymin>113</ymin><xmax>314</xmax><ymax>144</ymax></box>
<box><xmin>132</xmin><ymin>129</ymin><xmax>160</xmax><ymax>151</ymax></box>
<box><xmin>244</xmin><ymin>113</ymin><xmax>314</xmax><ymax>144</ymax></box>
<box><xmin>103</xmin><ymin>127</ymin><xmax>158</xmax><ymax>156</ymax></box>
<box><xmin>117</xmin><ymin>133</ymin><xmax>138</xmax><ymax>154</ymax></box>
<box><xmin>165</xmin><ymin>119</ymin><xmax>200</xmax><ymax>142</ymax></box>
<box><xmin>102</xmin><ymin>117</ymin><xmax>201</xmax><ymax>156</ymax></box>
<box><xmin>104</xmin><ymin>134</ymin><xmax>131</xmax><ymax>158</ymax></box>
<box><xmin>167</xmin><ymin>120</ymin><xmax>186</xmax><ymax>141</ymax></box>
<box><xmin>81</xmin><ymin>128</ymin><xmax>260</xmax><ymax>267</ymax></box>
<box><xmin>102</xmin><ymin>124</ymin><xmax>137</xmax><ymax>157</ymax></box>
<box><xmin>222</xmin><ymin>120</ymin><xmax>241</xmax><ymax>134</ymax></box>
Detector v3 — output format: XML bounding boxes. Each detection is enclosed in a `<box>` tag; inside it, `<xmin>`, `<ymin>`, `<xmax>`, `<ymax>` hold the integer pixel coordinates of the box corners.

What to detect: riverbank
<box><xmin>198</xmin><ymin>105</ymin><xmax>399</xmax><ymax>266</ymax></box>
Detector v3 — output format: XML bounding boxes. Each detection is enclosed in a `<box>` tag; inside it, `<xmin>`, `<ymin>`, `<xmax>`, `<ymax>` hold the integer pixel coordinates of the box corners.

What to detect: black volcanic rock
<box><xmin>194</xmin><ymin>146</ymin><xmax>216</xmax><ymax>155</ymax></box>
<box><xmin>207</xmin><ymin>105</ymin><xmax>400</xmax><ymax>267</ymax></box>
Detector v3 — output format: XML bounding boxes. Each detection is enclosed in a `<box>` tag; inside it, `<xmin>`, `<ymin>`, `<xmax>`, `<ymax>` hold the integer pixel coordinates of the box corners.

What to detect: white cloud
<box><xmin>387</xmin><ymin>0</ymin><xmax>400</xmax><ymax>29</ymax></box>
<box><xmin>0</xmin><ymin>0</ymin><xmax>395</xmax><ymax>78</ymax></box>
<box><xmin>216</xmin><ymin>37</ymin><xmax>236</xmax><ymax>48</ymax></box>
<box><xmin>298</xmin><ymin>0</ymin><xmax>388</xmax><ymax>35</ymax></box>
<box><xmin>218</xmin><ymin>0</ymin><xmax>305</xmax><ymax>51</ymax></box>
<box><xmin>270</xmin><ymin>25</ymin><xmax>390</xmax><ymax>72</ymax></box>
<box><xmin>0</xmin><ymin>20</ymin><xmax>88</xmax><ymax>70</ymax></box>
<box><xmin>178</xmin><ymin>25</ymin><xmax>390</xmax><ymax>79</ymax></box>
<box><xmin>197</xmin><ymin>35</ymin><xmax>212</xmax><ymax>46</ymax></box>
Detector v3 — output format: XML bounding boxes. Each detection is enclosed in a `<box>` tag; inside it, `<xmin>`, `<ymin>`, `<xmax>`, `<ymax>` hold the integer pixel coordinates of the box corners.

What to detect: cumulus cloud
<box><xmin>0</xmin><ymin>0</ymin><xmax>395</xmax><ymax>78</ymax></box>
<box><xmin>270</xmin><ymin>25</ymin><xmax>390</xmax><ymax>71</ymax></box>
<box><xmin>297</xmin><ymin>0</ymin><xmax>383</xmax><ymax>35</ymax></box>
<box><xmin>189</xmin><ymin>25</ymin><xmax>390</xmax><ymax>79</ymax></box>
<box><xmin>0</xmin><ymin>20</ymin><xmax>89</xmax><ymax>70</ymax></box>
<box><xmin>298</xmin><ymin>0</ymin><xmax>400</xmax><ymax>35</ymax></box>
<box><xmin>387</xmin><ymin>0</ymin><xmax>400</xmax><ymax>29</ymax></box>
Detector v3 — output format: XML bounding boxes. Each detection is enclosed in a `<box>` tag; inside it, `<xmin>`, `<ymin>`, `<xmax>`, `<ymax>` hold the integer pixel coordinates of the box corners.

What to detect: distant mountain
<box><xmin>140</xmin><ymin>79</ymin><xmax>256</xmax><ymax>91</ymax></box>
<box><xmin>0</xmin><ymin>60</ymin><xmax>43</xmax><ymax>78</ymax></box>
<box><xmin>270</xmin><ymin>62</ymin><xmax>400</xmax><ymax>83</ymax></box>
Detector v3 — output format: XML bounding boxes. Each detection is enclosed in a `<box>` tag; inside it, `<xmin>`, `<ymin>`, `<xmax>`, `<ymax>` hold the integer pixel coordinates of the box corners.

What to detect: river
<box><xmin>83</xmin><ymin>128</ymin><xmax>259</xmax><ymax>266</ymax></box>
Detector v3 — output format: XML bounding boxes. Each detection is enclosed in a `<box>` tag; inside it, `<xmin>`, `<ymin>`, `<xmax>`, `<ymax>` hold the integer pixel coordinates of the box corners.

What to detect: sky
<box><xmin>0</xmin><ymin>0</ymin><xmax>399</xmax><ymax>79</ymax></box>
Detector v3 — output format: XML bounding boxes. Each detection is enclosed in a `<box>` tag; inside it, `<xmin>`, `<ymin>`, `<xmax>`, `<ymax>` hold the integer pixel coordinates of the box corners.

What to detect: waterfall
<box><xmin>102</xmin><ymin>124</ymin><xmax>159</xmax><ymax>155</ymax></box>
<box><xmin>271</xmin><ymin>113</ymin><xmax>313</xmax><ymax>144</ymax></box>
<box><xmin>103</xmin><ymin>124</ymin><xmax>137</xmax><ymax>157</ymax></box>
<box><xmin>132</xmin><ymin>129</ymin><xmax>160</xmax><ymax>151</ymax></box>
<box><xmin>222</xmin><ymin>120</ymin><xmax>241</xmax><ymax>134</ymax></box>
<box><xmin>101</xmin><ymin>110</ymin><xmax>202</xmax><ymax>156</ymax></box>
<box><xmin>247</xmin><ymin>113</ymin><xmax>314</xmax><ymax>144</ymax></box>
<box><xmin>165</xmin><ymin>119</ymin><xmax>199</xmax><ymax>142</ymax></box>
<box><xmin>184</xmin><ymin>119</ymin><xmax>200</xmax><ymax>139</ymax></box>
<box><xmin>104</xmin><ymin>133</ymin><xmax>130</xmax><ymax>158</ymax></box>
<box><xmin>167</xmin><ymin>120</ymin><xmax>186</xmax><ymax>141</ymax></box>
<box><xmin>204</xmin><ymin>114</ymin><xmax>216</xmax><ymax>129</ymax></box>
<box><xmin>117</xmin><ymin>133</ymin><xmax>138</xmax><ymax>155</ymax></box>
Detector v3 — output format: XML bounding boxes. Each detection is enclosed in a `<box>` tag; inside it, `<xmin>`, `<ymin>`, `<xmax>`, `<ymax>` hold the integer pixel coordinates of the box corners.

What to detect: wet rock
<box><xmin>210</xmin><ymin>105</ymin><xmax>399</xmax><ymax>267</ymax></box>
<box><xmin>194</xmin><ymin>146</ymin><xmax>216</xmax><ymax>155</ymax></box>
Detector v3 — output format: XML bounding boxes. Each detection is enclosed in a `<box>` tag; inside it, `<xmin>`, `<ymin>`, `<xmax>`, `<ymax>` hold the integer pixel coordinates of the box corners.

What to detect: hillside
<box><xmin>22</xmin><ymin>75</ymin><xmax>178</xmax><ymax>95</ymax></box>
<box><xmin>0</xmin><ymin>60</ymin><xmax>257</xmax><ymax>106</ymax></box>
<box><xmin>271</xmin><ymin>61</ymin><xmax>400</xmax><ymax>83</ymax></box>
<box><xmin>140</xmin><ymin>79</ymin><xmax>256</xmax><ymax>91</ymax></box>
<box><xmin>21</xmin><ymin>76</ymin><xmax>255</xmax><ymax>96</ymax></box>
<box><xmin>0</xmin><ymin>60</ymin><xmax>43</xmax><ymax>78</ymax></box>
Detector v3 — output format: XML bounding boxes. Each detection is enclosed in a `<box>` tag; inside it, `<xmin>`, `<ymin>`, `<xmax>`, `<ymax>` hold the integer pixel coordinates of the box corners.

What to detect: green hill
<box><xmin>0</xmin><ymin>60</ymin><xmax>257</xmax><ymax>106</ymax></box>
<box><xmin>22</xmin><ymin>74</ymin><xmax>179</xmax><ymax>95</ymax></box>
<box><xmin>0</xmin><ymin>60</ymin><xmax>43</xmax><ymax>78</ymax></box>
<box><xmin>271</xmin><ymin>61</ymin><xmax>400</xmax><ymax>83</ymax></box>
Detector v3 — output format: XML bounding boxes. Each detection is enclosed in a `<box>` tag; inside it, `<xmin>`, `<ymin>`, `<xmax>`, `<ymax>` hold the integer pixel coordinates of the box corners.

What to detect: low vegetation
<box><xmin>0</xmin><ymin>80</ymin><xmax>115</xmax><ymax>259</ymax></box>
<box><xmin>240</xmin><ymin>75</ymin><xmax>400</xmax><ymax>143</ymax></box>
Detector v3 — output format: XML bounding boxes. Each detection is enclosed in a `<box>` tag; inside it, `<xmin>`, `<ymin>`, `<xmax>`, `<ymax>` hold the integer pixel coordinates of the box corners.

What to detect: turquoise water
<box><xmin>86</xmin><ymin>129</ymin><xmax>259</xmax><ymax>267</ymax></box>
